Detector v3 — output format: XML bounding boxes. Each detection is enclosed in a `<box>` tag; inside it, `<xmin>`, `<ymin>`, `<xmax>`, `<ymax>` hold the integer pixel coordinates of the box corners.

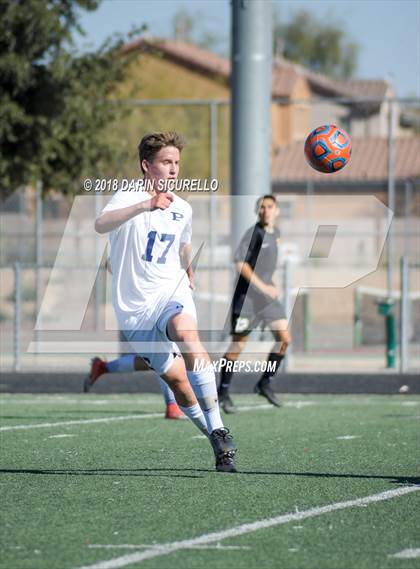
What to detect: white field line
<box><xmin>47</xmin><ymin>434</ymin><xmax>76</xmax><ymax>439</ymax></box>
<box><xmin>389</xmin><ymin>548</ymin><xmax>420</xmax><ymax>559</ymax></box>
<box><xmin>1</xmin><ymin>396</ymin><xmax>418</xmax><ymax>407</ymax></box>
<box><xmin>0</xmin><ymin>413</ymin><xmax>162</xmax><ymax>432</ymax></box>
<box><xmin>0</xmin><ymin>394</ymin><xmax>213</xmax><ymax>404</ymax></box>
<box><xmin>236</xmin><ymin>404</ymin><xmax>272</xmax><ymax>412</ymax></box>
<box><xmin>88</xmin><ymin>544</ymin><xmax>251</xmax><ymax>551</ymax></box>
<box><xmin>75</xmin><ymin>486</ymin><xmax>419</xmax><ymax>569</ymax></box>
<box><xmin>0</xmin><ymin>403</ymin><xmax>275</xmax><ymax>432</ymax></box>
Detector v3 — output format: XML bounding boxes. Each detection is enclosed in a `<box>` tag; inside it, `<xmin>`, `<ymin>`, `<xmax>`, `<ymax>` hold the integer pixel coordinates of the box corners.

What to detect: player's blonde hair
<box><xmin>138</xmin><ymin>132</ymin><xmax>186</xmax><ymax>173</ymax></box>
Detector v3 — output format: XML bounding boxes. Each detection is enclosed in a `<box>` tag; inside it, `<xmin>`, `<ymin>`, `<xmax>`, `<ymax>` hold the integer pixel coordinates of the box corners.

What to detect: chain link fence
<box><xmin>1</xmin><ymin>98</ymin><xmax>419</xmax><ymax>372</ymax></box>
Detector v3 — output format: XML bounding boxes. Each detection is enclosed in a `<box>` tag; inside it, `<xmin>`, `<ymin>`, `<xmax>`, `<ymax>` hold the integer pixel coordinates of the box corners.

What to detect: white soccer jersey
<box><xmin>102</xmin><ymin>186</ymin><xmax>193</xmax><ymax>331</ymax></box>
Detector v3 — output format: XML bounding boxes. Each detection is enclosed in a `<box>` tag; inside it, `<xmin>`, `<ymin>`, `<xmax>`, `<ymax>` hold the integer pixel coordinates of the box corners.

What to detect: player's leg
<box><xmin>167</xmin><ymin>312</ymin><xmax>223</xmax><ymax>430</ymax></box>
<box><xmin>158</xmin><ymin>377</ymin><xmax>184</xmax><ymax>419</ymax></box>
<box><xmin>84</xmin><ymin>353</ymin><xmax>183</xmax><ymax>418</ymax></box>
<box><xmin>83</xmin><ymin>353</ymin><xmax>149</xmax><ymax>393</ymax></box>
<box><xmin>167</xmin><ymin>312</ymin><xmax>237</xmax><ymax>473</ymax></box>
<box><xmin>122</xmin><ymin>323</ymin><xmax>211</xmax><ymax>438</ymax></box>
<box><xmin>159</xmin><ymin>356</ymin><xmax>208</xmax><ymax>434</ymax></box>
<box><xmin>254</xmin><ymin>318</ymin><xmax>291</xmax><ymax>407</ymax></box>
<box><xmin>218</xmin><ymin>333</ymin><xmax>249</xmax><ymax>413</ymax></box>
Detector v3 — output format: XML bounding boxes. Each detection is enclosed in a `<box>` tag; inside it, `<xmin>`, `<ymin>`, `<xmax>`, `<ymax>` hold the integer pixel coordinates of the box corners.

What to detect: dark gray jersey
<box><xmin>233</xmin><ymin>223</ymin><xmax>280</xmax><ymax>303</ymax></box>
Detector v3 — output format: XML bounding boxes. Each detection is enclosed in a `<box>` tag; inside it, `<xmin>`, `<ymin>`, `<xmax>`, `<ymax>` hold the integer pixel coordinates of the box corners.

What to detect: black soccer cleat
<box><xmin>218</xmin><ymin>390</ymin><xmax>237</xmax><ymax>414</ymax></box>
<box><xmin>254</xmin><ymin>379</ymin><xmax>282</xmax><ymax>407</ymax></box>
<box><xmin>215</xmin><ymin>450</ymin><xmax>237</xmax><ymax>473</ymax></box>
<box><xmin>209</xmin><ymin>428</ymin><xmax>238</xmax><ymax>473</ymax></box>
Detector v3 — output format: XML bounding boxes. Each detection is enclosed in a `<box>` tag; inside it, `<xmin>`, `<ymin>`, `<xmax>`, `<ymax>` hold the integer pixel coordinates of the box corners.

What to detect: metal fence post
<box><xmin>354</xmin><ymin>287</ymin><xmax>362</xmax><ymax>347</ymax></box>
<box><xmin>209</xmin><ymin>102</ymin><xmax>218</xmax><ymax>342</ymax></box>
<box><xmin>399</xmin><ymin>256</ymin><xmax>410</xmax><ymax>372</ymax></box>
<box><xmin>95</xmin><ymin>192</ymin><xmax>103</xmax><ymax>331</ymax></box>
<box><xmin>283</xmin><ymin>260</ymin><xmax>291</xmax><ymax>371</ymax></box>
<box><xmin>385</xmin><ymin>99</ymin><xmax>397</xmax><ymax>369</ymax></box>
<box><xmin>13</xmin><ymin>262</ymin><xmax>22</xmax><ymax>371</ymax></box>
<box><xmin>386</xmin><ymin>99</ymin><xmax>396</xmax><ymax>294</ymax></box>
<box><xmin>404</xmin><ymin>179</ymin><xmax>413</xmax><ymax>257</ymax></box>
<box><xmin>303</xmin><ymin>290</ymin><xmax>311</xmax><ymax>352</ymax></box>
<box><xmin>35</xmin><ymin>180</ymin><xmax>43</xmax><ymax>352</ymax></box>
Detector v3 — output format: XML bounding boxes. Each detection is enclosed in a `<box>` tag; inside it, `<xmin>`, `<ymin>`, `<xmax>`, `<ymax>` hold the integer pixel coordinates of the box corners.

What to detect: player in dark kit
<box><xmin>218</xmin><ymin>195</ymin><xmax>292</xmax><ymax>413</ymax></box>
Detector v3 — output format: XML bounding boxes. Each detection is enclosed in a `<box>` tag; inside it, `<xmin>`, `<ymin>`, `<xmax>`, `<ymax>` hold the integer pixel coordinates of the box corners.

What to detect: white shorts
<box><xmin>123</xmin><ymin>290</ymin><xmax>197</xmax><ymax>375</ymax></box>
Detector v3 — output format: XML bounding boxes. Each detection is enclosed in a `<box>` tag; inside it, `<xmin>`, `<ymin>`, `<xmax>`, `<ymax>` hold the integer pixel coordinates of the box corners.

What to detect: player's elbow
<box><xmin>235</xmin><ymin>262</ymin><xmax>244</xmax><ymax>274</ymax></box>
<box><xmin>94</xmin><ymin>216</ymin><xmax>108</xmax><ymax>234</ymax></box>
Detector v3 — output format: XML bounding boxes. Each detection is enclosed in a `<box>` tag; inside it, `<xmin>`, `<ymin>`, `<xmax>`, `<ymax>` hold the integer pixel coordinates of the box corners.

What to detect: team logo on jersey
<box><xmin>171</xmin><ymin>212</ymin><xmax>184</xmax><ymax>221</ymax></box>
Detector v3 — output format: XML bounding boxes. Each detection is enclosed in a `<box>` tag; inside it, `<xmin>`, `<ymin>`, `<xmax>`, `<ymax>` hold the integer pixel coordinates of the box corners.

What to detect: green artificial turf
<box><xmin>1</xmin><ymin>394</ymin><xmax>419</xmax><ymax>569</ymax></box>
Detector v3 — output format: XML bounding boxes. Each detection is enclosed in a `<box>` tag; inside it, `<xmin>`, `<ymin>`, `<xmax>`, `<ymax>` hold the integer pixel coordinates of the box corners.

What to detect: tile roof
<box><xmin>121</xmin><ymin>37</ymin><xmax>391</xmax><ymax>101</ymax></box>
<box><xmin>333</xmin><ymin>79</ymin><xmax>391</xmax><ymax>99</ymax></box>
<box><xmin>121</xmin><ymin>37</ymin><xmax>230</xmax><ymax>81</ymax></box>
<box><xmin>273</xmin><ymin>56</ymin><xmax>348</xmax><ymax>98</ymax></box>
<box><xmin>272</xmin><ymin>137</ymin><xmax>420</xmax><ymax>182</ymax></box>
<box><xmin>272</xmin><ymin>60</ymin><xmax>300</xmax><ymax>97</ymax></box>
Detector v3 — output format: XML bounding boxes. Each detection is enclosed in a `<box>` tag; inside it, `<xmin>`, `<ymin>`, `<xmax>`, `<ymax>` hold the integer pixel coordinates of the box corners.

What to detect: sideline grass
<box><xmin>1</xmin><ymin>394</ymin><xmax>419</xmax><ymax>569</ymax></box>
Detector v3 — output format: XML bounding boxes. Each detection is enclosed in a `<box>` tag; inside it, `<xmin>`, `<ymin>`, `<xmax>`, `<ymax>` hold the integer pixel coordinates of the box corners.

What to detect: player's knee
<box><xmin>173</xmin><ymin>326</ymin><xmax>195</xmax><ymax>342</ymax></box>
<box><xmin>225</xmin><ymin>337</ymin><xmax>247</xmax><ymax>360</ymax></box>
<box><xmin>225</xmin><ymin>349</ymin><xmax>240</xmax><ymax>361</ymax></box>
<box><xmin>282</xmin><ymin>334</ymin><xmax>291</xmax><ymax>348</ymax></box>
<box><xmin>274</xmin><ymin>330</ymin><xmax>291</xmax><ymax>348</ymax></box>
<box><xmin>166</xmin><ymin>375</ymin><xmax>188</xmax><ymax>393</ymax></box>
<box><xmin>134</xmin><ymin>356</ymin><xmax>150</xmax><ymax>371</ymax></box>
<box><xmin>168</xmin><ymin>316</ymin><xmax>199</xmax><ymax>344</ymax></box>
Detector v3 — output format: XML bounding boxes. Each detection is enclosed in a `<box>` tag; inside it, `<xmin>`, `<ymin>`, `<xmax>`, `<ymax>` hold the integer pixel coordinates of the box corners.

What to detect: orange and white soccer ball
<box><xmin>304</xmin><ymin>124</ymin><xmax>352</xmax><ymax>173</ymax></box>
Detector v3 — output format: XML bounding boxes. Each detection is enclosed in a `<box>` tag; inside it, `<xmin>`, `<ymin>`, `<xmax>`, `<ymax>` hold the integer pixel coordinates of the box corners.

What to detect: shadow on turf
<box><xmin>1</xmin><ymin>468</ymin><xmax>419</xmax><ymax>485</ymax></box>
<box><xmin>0</xmin><ymin>468</ymin><xmax>205</xmax><ymax>479</ymax></box>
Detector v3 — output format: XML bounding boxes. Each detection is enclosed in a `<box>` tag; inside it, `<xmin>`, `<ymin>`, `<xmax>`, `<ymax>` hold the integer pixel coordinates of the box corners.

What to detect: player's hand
<box><xmin>149</xmin><ymin>191</ymin><xmax>174</xmax><ymax>210</ymax></box>
<box><xmin>189</xmin><ymin>277</ymin><xmax>195</xmax><ymax>290</ymax></box>
<box><xmin>262</xmin><ymin>284</ymin><xmax>278</xmax><ymax>299</ymax></box>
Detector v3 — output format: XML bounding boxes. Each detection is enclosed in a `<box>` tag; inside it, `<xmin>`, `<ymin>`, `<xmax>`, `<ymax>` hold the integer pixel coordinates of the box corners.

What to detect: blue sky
<box><xmin>75</xmin><ymin>0</ymin><xmax>420</xmax><ymax>97</ymax></box>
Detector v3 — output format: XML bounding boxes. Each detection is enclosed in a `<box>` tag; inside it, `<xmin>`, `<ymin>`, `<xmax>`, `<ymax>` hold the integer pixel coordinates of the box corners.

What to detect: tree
<box><xmin>274</xmin><ymin>10</ymin><xmax>359</xmax><ymax>79</ymax></box>
<box><xmin>0</xmin><ymin>0</ymin><xmax>140</xmax><ymax>199</ymax></box>
<box><xmin>172</xmin><ymin>8</ymin><xmax>227</xmax><ymax>54</ymax></box>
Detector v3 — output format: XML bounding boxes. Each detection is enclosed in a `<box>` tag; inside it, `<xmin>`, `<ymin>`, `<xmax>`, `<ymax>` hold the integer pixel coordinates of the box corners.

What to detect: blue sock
<box><xmin>106</xmin><ymin>354</ymin><xmax>136</xmax><ymax>373</ymax></box>
<box><xmin>158</xmin><ymin>377</ymin><xmax>176</xmax><ymax>405</ymax></box>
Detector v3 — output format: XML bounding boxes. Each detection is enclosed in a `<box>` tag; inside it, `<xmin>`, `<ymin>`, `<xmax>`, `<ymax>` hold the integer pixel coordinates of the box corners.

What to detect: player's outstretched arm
<box><xmin>95</xmin><ymin>192</ymin><xmax>174</xmax><ymax>234</ymax></box>
<box><xmin>235</xmin><ymin>261</ymin><xmax>278</xmax><ymax>299</ymax></box>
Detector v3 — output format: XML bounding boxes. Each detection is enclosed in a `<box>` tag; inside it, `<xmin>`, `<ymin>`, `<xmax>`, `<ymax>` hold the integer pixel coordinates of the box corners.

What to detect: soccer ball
<box><xmin>304</xmin><ymin>124</ymin><xmax>352</xmax><ymax>173</ymax></box>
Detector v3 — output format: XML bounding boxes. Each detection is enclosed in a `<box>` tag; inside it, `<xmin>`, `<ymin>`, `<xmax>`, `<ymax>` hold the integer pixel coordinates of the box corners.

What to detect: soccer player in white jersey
<box><xmin>93</xmin><ymin>132</ymin><xmax>237</xmax><ymax>473</ymax></box>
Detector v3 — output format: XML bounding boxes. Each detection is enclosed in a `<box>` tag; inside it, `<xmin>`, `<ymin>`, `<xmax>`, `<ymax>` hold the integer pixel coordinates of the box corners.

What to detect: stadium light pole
<box><xmin>230</xmin><ymin>0</ymin><xmax>273</xmax><ymax>245</ymax></box>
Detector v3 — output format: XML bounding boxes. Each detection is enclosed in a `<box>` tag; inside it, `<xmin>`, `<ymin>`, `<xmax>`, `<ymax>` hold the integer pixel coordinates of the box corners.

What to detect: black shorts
<box><xmin>230</xmin><ymin>292</ymin><xmax>287</xmax><ymax>336</ymax></box>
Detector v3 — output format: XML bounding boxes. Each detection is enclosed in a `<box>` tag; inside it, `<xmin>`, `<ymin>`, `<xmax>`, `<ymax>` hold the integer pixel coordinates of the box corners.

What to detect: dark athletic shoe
<box><xmin>83</xmin><ymin>357</ymin><xmax>107</xmax><ymax>393</ymax></box>
<box><xmin>209</xmin><ymin>428</ymin><xmax>238</xmax><ymax>473</ymax></box>
<box><xmin>214</xmin><ymin>450</ymin><xmax>237</xmax><ymax>473</ymax></box>
<box><xmin>254</xmin><ymin>379</ymin><xmax>282</xmax><ymax>407</ymax></box>
<box><xmin>218</xmin><ymin>391</ymin><xmax>237</xmax><ymax>414</ymax></box>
